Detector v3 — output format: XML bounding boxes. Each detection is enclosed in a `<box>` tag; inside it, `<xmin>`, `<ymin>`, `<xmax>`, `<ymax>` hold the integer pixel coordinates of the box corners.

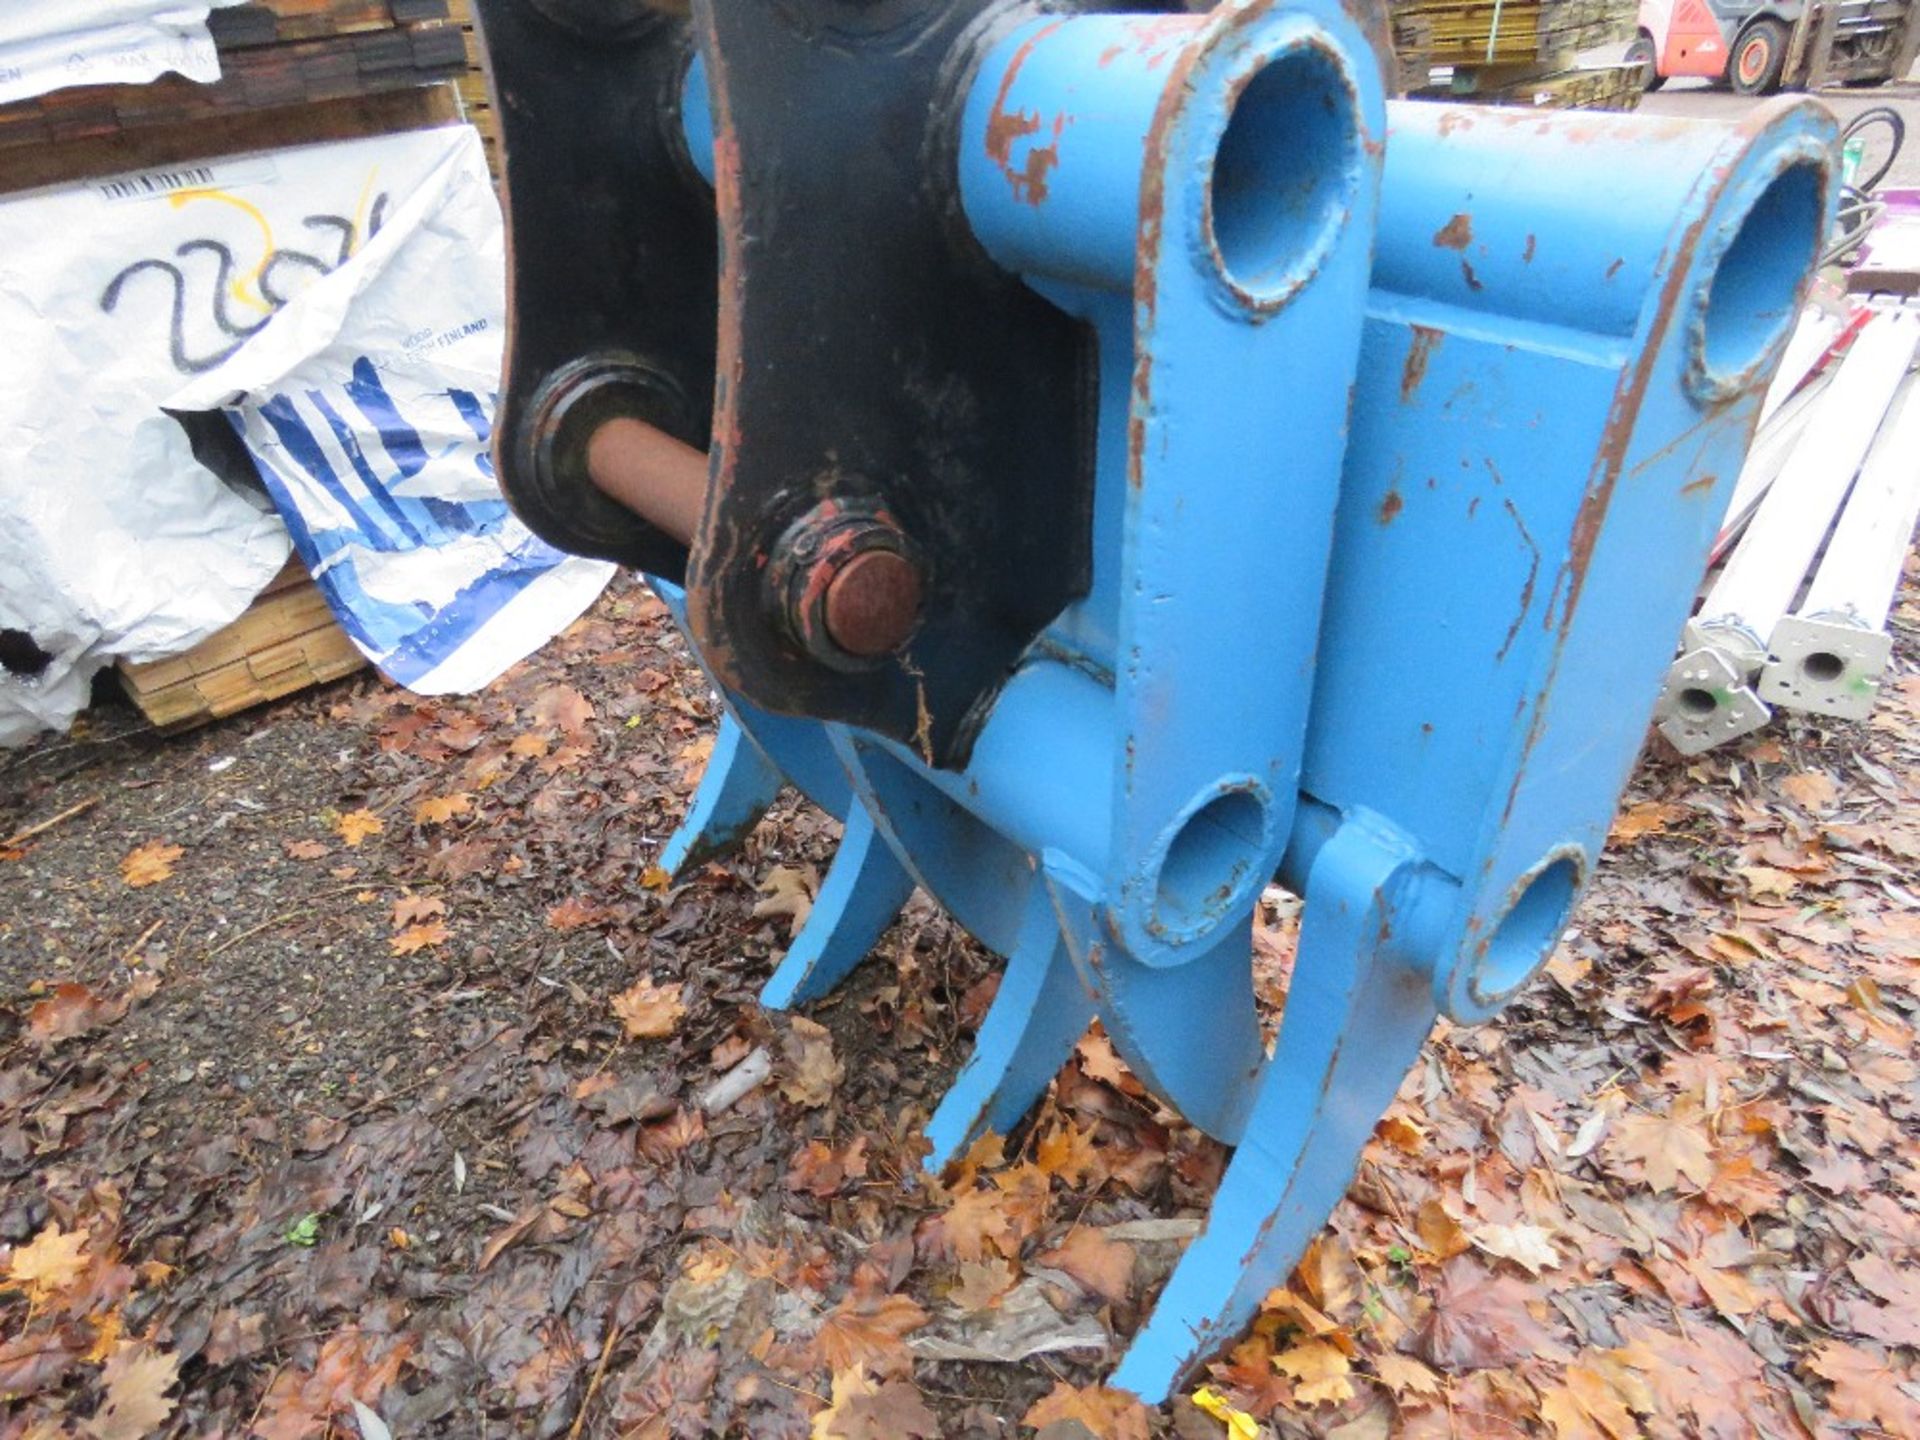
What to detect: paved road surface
<box><xmin>1633</xmin><ymin>70</ymin><xmax>1920</xmax><ymax>189</ymax></box>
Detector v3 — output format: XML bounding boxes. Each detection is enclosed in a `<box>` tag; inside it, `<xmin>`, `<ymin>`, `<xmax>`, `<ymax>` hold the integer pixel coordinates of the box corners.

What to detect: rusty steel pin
<box><xmin>769</xmin><ymin>502</ymin><xmax>925</xmax><ymax>667</ymax></box>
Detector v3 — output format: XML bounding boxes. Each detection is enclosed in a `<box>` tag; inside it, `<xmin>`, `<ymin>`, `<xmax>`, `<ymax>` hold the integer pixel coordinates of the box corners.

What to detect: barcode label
<box><xmin>96</xmin><ymin>158</ymin><xmax>279</xmax><ymax>203</ymax></box>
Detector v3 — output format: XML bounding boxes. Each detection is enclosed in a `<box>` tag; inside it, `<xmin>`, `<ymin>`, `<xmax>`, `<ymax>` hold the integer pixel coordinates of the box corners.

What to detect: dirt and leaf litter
<box><xmin>1</xmin><ymin>568</ymin><xmax>1918</xmax><ymax>1438</ymax></box>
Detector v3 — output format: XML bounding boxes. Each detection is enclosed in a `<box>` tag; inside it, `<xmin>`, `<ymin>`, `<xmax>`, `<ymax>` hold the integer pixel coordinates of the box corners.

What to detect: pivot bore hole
<box><xmin>1153</xmin><ymin>788</ymin><xmax>1268</xmax><ymax>942</ymax></box>
<box><xmin>1207</xmin><ymin>42</ymin><xmax>1360</xmax><ymax>305</ymax></box>
<box><xmin>1472</xmin><ymin>855</ymin><xmax>1581</xmax><ymax>1005</ymax></box>
<box><xmin>1700</xmin><ymin>160</ymin><xmax>1824</xmax><ymax>383</ymax></box>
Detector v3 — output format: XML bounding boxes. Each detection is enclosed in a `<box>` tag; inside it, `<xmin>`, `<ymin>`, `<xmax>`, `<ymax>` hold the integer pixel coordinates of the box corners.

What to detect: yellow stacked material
<box><xmin>117</xmin><ymin>562</ymin><xmax>367</xmax><ymax>731</ymax></box>
<box><xmin>1393</xmin><ymin>0</ymin><xmax>1637</xmax><ymax>74</ymax></box>
<box><xmin>1473</xmin><ymin>62</ymin><xmax>1648</xmax><ymax>110</ymax></box>
<box><xmin>444</xmin><ymin>1</ymin><xmax>501</xmax><ymax>177</ymax></box>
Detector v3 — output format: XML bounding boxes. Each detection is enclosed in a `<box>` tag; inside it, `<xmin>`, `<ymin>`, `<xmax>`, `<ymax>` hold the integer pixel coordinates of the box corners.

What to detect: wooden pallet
<box><xmin>117</xmin><ymin>561</ymin><xmax>367</xmax><ymax>731</ymax></box>
<box><xmin>0</xmin><ymin>2</ymin><xmax>463</xmax><ymax>160</ymax></box>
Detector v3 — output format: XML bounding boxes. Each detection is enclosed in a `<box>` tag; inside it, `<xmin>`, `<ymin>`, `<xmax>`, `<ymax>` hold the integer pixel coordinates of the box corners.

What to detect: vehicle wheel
<box><xmin>1626</xmin><ymin>32</ymin><xmax>1665</xmax><ymax>90</ymax></box>
<box><xmin>1730</xmin><ymin>18</ymin><xmax>1788</xmax><ymax>95</ymax></box>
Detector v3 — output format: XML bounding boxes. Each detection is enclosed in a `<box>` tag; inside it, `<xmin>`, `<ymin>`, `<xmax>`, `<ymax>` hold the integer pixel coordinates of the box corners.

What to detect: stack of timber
<box><xmin>0</xmin><ymin>2</ymin><xmax>464</xmax><ymax>165</ymax></box>
<box><xmin>444</xmin><ymin>1</ymin><xmax>501</xmax><ymax>176</ymax></box>
<box><xmin>1655</xmin><ymin>299</ymin><xmax>1920</xmax><ymax>754</ymax></box>
<box><xmin>117</xmin><ymin>561</ymin><xmax>367</xmax><ymax>732</ymax></box>
<box><xmin>1392</xmin><ymin>0</ymin><xmax>1642</xmax><ymax>109</ymax></box>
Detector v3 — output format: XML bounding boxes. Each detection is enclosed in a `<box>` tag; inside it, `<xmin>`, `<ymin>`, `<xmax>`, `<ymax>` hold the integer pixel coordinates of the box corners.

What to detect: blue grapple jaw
<box><xmin>475</xmin><ymin>0</ymin><xmax>1837</xmax><ymax>1403</ymax></box>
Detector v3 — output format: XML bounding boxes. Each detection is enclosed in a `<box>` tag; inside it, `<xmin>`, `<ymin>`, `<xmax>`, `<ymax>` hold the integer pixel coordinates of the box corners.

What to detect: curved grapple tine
<box><xmin>1112</xmin><ymin>815</ymin><xmax>1446</xmax><ymax>1399</ymax></box>
<box><xmin>920</xmin><ymin>876</ymin><xmax>1093</xmax><ymax>1174</ymax></box>
<box><xmin>760</xmin><ymin>803</ymin><xmax>914</xmax><ymax>1010</ymax></box>
<box><xmin>658</xmin><ymin>712</ymin><xmax>784</xmax><ymax>878</ymax></box>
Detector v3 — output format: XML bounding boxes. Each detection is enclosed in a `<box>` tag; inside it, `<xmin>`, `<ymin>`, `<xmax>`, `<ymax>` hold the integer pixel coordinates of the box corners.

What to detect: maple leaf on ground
<box><xmin>754</xmin><ymin>864</ymin><xmax>817</xmax><ymax>935</ymax></box>
<box><xmin>391</xmin><ymin>893</ymin><xmax>446</xmax><ymax>928</ymax></box>
<box><xmin>1021</xmin><ymin>1381</ymin><xmax>1152</xmax><ymax>1440</ymax></box>
<box><xmin>1413</xmin><ymin>1255</ymin><xmax>1552</xmax><ymax>1373</ymax></box>
<box><xmin>611</xmin><ymin>975</ymin><xmax>686</xmax><ymax>1040</ymax></box>
<box><xmin>925</xmin><ymin>1186</ymin><xmax>1015</xmax><ymax>1264</ymax></box>
<box><xmin>1372</xmin><ymin>1352</ymin><xmax>1442</xmax><ymax>1402</ymax></box>
<box><xmin>1778</xmin><ymin>769</ymin><xmax>1838</xmax><ymax>811</ymax></box>
<box><xmin>1415</xmin><ymin>1199</ymin><xmax>1471</xmax><ymax>1261</ymax></box>
<box><xmin>811</xmin><ymin>1366</ymin><xmax>940</xmax><ymax>1440</ymax></box>
<box><xmin>412</xmin><ymin>792</ymin><xmax>472</xmax><ymax>826</ymax></box>
<box><xmin>1609</xmin><ymin>801</ymin><xmax>1684</xmax><ymax>843</ymax></box>
<box><xmin>5</xmin><ymin>1221</ymin><xmax>89</xmax><ymax>1304</ymax></box>
<box><xmin>119</xmin><ymin>841</ymin><xmax>183</xmax><ymax>888</ymax></box>
<box><xmin>545</xmin><ymin>896</ymin><xmax>608</xmax><ymax>932</ymax></box>
<box><xmin>252</xmin><ymin>1329</ymin><xmax>413</xmax><ymax>1440</ymax></box>
<box><xmin>947</xmin><ymin>1258</ymin><xmax>1018</xmax><ymax>1313</ymax></box>
<box><xmin>1035</xmin><ymin>1121</ymin><xmax>1103</xmax><ymax>1189</ymax></box>
<box><xmin>532</xmin><ymin>683</ymin><xmax>594</xmax><ymax>736</ymax></box>
<box><xmin>1038</xmin><ymin>1226</ymin><xmax>1134</xmax><ymax>1304</ymax></box>
<box><xmin>389</xmin><ymin>920</ymin><xmax>450</xmax><ymax>956</ymax></box>
<box><xmin>1537</xmin><ymin>1359</ymin><xmax>1647</xmax><ymax>1440</ymax></box>
<box><xmin>787</xmin><ymin>1137</ymin><xmax>869</xmax><ymax>1198</ymax></box>
<box><xmin>335</xmin><ymin>809</ymin><xmax>384</xmax><ymax>847</ymax></box>
<box><xmin>1611</xmin><ymin>1105</ymin><xmax>1715</xmax><ymax>1193</ymax></box>
<box><xmin>284</xmin><ymin>838</ymin><xmax>329</xmax><ymax>860</ymax></box>
<box><xmin>84</xmin><ymin>1341</ymin><xmax>178</xmax><ymax>1440</ymax></box>
<box><xmin>1075</xmin><ymin>1027</ymin><xmax>1144</xmax><ymax>1096</ymax></box>
<box><xmin>1469</xmin><ymin>1222</ymin><xmax>1559</xmax><ymax>1277</ymax></box>
<box><xmin>26</xmin><ymin>983</ymin><xmax>124</xmax><ymax>1048</ymax></box>
<box><xmin>1275</xmin><ymin>1338</ymin><xmax>1355</xmax><ymax>1406</ymax></box>
<box><xmin>1807</xmin><ymin>1341</ymin><xmax>1920</xmax><ymax>1434</ymax></box>
<box><xmin>814</xmin><ymin>1291</ymin><xmax>928</xmax><ymax>1377</ymax></box>
<box><xmin>779</xmin><ymin>1016</ymin><xmax>843</xmax><ymax>1107</ymax></box>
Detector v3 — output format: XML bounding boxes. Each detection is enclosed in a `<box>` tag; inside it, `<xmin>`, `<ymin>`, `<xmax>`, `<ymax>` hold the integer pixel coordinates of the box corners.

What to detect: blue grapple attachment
<box><xmin>475</xmin><ymin>0</ymin><xmax>1836</xmax><ymax>1400</ymax></box>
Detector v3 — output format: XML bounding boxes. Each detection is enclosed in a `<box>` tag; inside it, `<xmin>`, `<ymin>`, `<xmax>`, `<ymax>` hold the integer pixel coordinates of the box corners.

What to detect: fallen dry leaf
<box><xmin>1038</xmin><ymin>1226</ymin><xmax>1133</xmax><ymax>1304</ymax></box>
<box><xmin>754</xmin><ymin>864</ymin><xmax>817</xmax><ymax>935</ymax></box>
<box><xmin>26</xmin><ymin>983</ymin><xmax>123</xmax><ymax>1048</ymax></box>
<box><xmin>1021</xmin><ymin>1380</ymin><xmax>1152</xmax><ymax>1440</ymax></box>
<box><xmin>412</xmin><ymin>792</ymin><xmax>472</xmax><ymax>826</ymax></box>
<box><xmin>1274</xmin><ymin>1338</ymin><xmax>1355</xmax><ymax>1406</ymax></box>
<box><xmin>1470</xmin><ymin>1221</ymin><xmax>1559</xmax><ymax>1276</ymax></box>
<box><xmin>390</xmin><ymin>893</ymin><xmax>446</xmax><ymax>928</ymax></box>
<box><xmin>545</xmin><ymin>897</ymin><xmax>607</xmax><ymax>932</ymax></box>
<box><xmin>1612</xmin><ymin>1106</ymin><xmax>1715</xmax><ymax>1193</ymax></box>
<box><xmin>119</xmin><ymin>841</ymin><xmax>183</xmax><ymax>888</ymax></box>
<box><xmin>532</xmin><ymin>684</ymin><xmax>594</xmax><ymax>736</ymax></box>
<box><xmin>814</xmin><ymin>1291</ymin><xmax>928</xmax><ymax>1376</ymax></box>
<box><xmin>85</xmin><ymin>1341</ymin><xmax>178</xmax><ymax>1440</ymax></box>
<box><xmin>389</xmin><ymin>920</ymin><xmax>450</xmax><ymax>956</ymax></box>
<box><xmin>335</xmin><ymin>810</ymin><xmax>384</xmax><ymax>847</ymax></box>
<box><xmin>6</xmin><ymin>1221</ymin><xmax>89</xmax><ymax>1304</ymax></box>
<box><xmin>611</xmin><ymin>975</ymin><xmax>686</xmax><ymax>1040</ymax></box>
<box><xmin>1807</xmin><ymin>1341</ymin><xmax>1920</xmax><ymax>1433</ymax></box>
<box><xmin>810</xmin><ymin>1365</ymin><xmax>939</xmax><ymax>1440</ymax></box>
<box><xmin>779</xmin><ymin>1016</ymin><xmax>842</xmax><ymax>1107</ymax></box>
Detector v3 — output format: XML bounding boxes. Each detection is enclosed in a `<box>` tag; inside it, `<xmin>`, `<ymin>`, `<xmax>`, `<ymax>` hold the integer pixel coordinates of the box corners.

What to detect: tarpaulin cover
<box><xmin>0</xmin><ymin>124</ymin><xmax>612</xmax><ymax>745</ymax></box>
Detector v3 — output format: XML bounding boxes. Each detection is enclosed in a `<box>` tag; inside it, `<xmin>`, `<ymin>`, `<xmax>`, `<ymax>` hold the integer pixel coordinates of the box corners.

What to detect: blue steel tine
<box><xmin>1112</xmin><ymin>812</ymin><xmax>1446</xmax><ymax>1403</ymax></box>
<box><xmin>759</xmin><ymin>801</ymin><xmax>915</xmax><ymax>1010</ymax></box>
<box><xmin>920</xmin><ymin>875</ymin><xmax>1094</xmax><ymax>1175</ymax></box>
<box><xmin>657</xmin><ymin>711</ymin><xmax>786</xmax><ymax>878</ymax></box>
<box><xmin>1044</xmin><ymin>857</ymin><xmax>1264</xmax><ymax>1147</ymax></box>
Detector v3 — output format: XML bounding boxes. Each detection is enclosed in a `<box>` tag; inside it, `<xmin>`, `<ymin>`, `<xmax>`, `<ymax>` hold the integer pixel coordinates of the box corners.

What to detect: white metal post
<box><xmin>1761</xmin><ymin>371</ymin><xmax>1920</xmax><ymax>718</ymax></box>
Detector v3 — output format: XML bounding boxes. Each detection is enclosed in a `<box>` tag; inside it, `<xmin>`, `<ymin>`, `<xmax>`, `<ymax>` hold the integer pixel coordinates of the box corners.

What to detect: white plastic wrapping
<box><xmin>0</xmin><ymin>2</ymin><xmax>246</xmax><ymax>106</ymax></box>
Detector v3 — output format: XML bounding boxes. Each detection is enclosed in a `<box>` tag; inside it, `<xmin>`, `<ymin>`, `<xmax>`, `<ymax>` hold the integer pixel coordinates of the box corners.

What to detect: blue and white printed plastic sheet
<box><xmin>0</xmin><ymin>123</ymin><xmax>612</xmax><ymax>744</ymax></box>
<box><xmin>166</xmin><ymin>126</ymin><xmax>614</xmax><ymax>696</ymax></box>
